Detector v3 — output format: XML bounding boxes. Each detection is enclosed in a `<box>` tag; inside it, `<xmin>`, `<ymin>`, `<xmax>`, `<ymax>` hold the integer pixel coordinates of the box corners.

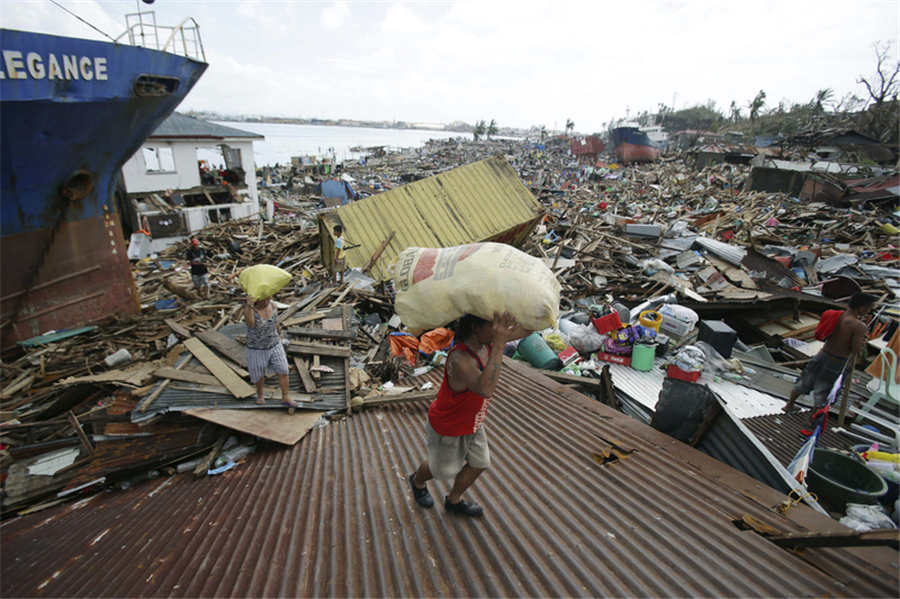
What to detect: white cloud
<box><xmin>380</xmin><ymin>3</ymin><xmax>430</xmax><ymax>34</ymax></box>
<box><xmin>4</xmin><ymin>0</ymin><xmax>897</xmax><ymax>131</ymax></box>
<box><xmin>3</xmin><ymin>0</ymin><xmax>122</xmax><ymax>42</ymax></box>
<box><xmin>321</xmin><ymin>1</ymin><xmax>350</xmax><ymax>31</ymax></box>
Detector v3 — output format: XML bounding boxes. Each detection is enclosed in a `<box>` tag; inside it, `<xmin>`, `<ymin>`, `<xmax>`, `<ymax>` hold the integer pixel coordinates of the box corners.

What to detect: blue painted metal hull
<box><xmin>0</xmin><ymin>29</ymin><xmax>207</xmax><ymax>346</ymax></box>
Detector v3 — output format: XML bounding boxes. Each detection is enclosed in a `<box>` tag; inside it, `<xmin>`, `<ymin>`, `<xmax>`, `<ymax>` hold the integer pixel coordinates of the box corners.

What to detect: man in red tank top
<box><xmin>409</xmin><ymin>312</ymin><xmax>522</xmax><ymax>517</ymax></box>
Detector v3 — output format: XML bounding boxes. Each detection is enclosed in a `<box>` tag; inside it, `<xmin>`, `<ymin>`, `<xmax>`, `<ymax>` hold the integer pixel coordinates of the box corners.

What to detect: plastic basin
<box><xmin>807</xmin><ymin>448</ymin><xmax>888</xmax><ymax>512</ymax></box>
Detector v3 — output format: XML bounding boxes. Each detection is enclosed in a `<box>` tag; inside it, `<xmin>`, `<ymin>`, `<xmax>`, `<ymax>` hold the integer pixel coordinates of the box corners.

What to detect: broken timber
<box><xmin>182</xmin><ymin>338</ymin><xmax>254</xmax><ymax>398</ymax></box>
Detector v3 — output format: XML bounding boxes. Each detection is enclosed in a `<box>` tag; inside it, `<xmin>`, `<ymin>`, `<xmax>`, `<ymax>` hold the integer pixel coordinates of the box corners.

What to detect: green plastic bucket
<box><xmin>518</xmin><ymin>333</ymin><xmax>562</xmax><ymax>370</ymax></box>
<box><xmin>632</xmin><ymin>343</ymin><xmax>655</xmax><ymax>371</ymax></box>
<box><xmin>807</xmin><ymin>448</ymin><xmax>888</xmax><ymax>513</ymax></box>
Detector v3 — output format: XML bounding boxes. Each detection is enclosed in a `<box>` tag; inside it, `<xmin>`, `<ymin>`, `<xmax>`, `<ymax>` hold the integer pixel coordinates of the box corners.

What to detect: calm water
<box><xmin>213</xmin><ymin>121</ymin><xmax>464</xmax><ymax>167</ymax></box>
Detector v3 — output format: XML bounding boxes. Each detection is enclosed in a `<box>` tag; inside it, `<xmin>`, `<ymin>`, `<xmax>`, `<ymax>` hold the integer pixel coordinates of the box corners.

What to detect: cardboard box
<box><xmin>593</xmin><ymin>352</ymin><xmax>631</xmax><ymax>366</ymax></box>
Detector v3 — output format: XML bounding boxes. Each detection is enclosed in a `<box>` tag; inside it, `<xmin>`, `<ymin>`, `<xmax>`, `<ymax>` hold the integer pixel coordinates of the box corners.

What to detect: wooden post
<box><xmin>837</xmin><ymin>354</ymin><xmax>857</xmax><ymax>427</ymax></box>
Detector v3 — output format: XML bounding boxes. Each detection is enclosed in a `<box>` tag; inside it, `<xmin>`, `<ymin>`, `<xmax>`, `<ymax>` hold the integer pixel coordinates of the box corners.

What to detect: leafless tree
<box><xmin>858</xmin><ymin>41</ymin><xmax>899</xmax><ymax>105</ymax></box>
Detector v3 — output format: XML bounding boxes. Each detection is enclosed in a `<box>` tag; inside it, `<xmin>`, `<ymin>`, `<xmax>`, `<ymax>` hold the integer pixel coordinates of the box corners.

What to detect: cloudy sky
<box><xmin>6</xmin><ymin>0</ymin><xmax>898</xmax><ymax>131</ymax></box>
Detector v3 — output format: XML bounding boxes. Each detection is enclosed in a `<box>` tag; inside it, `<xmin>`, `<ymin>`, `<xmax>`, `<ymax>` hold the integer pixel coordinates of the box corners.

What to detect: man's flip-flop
<box><xmin>282</xmin><ymin>400</ymin><xmax>299</xmax><ymax>408</ymax></box>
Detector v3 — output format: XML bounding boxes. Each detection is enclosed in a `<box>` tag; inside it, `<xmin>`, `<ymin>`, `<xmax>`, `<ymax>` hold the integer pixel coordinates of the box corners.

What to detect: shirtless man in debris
<box><xmin>783</xmin><ymin>292</ymin><xmax>875</xmax><ymax>411</ymax></box>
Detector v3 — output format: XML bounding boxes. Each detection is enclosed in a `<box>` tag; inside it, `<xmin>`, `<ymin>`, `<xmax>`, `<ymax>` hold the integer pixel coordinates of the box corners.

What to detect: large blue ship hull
<box><xmin>610</xmin><ymin>127</ymin><xmax>661</xmax><ymax>164</ymax></box>
<box><xmin>0</xmin><ymin>29</ymin><xmax>207</xmax><ymax>346</ymax></box>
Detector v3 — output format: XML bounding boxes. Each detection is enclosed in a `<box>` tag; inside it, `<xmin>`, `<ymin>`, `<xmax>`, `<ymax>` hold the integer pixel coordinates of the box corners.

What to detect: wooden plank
<box><xmin>293</xmin><ymin>357</ymin><xmax>317</xmax><ymax>393</ymax></box>
<box><xmin>311</xmin><ymin>354</ymin><xmax>321</xmax><ymax>380</ymax></box>
<box><xmin>363</xmin><ymin>231</ymin><xmax>395</xmax><ymax>273</ymax></box>
<box><xmin>322</xmin><ymin>318</ymin><xmax>344</xmax><ymax>331</ymax></box>
<box><xmin>286</xmin><ymin>342</ymin><xmax>351</xmax><ymax>358</ymax></box>
<box><xmin>197</xmin><ymin>329</ymin><xmax>248</xmax><ymax>367</ymax></box>
<box><xmin>330</xmin><ymin>284</ymin><xmax>352</xmax><ymax>308</ymax></box>
<box><xmin>193</xmin><ymin>431</ymin><xmax>227</xmax><ymax>477</ymax></box>
<box><xmin>1</xmin><ymin>372</ymin><xmax>35</xmax><ymax>399</ymax></box>
<box><xmin>67</xmin><ymin>410</ymin><xmax>94</xmax><ymax>454</ymax></box>
<box><xmin>185</xmin><ymin>408</ymin><xmax>322</xmax><ymax>445</ymax></box>
<box><xmin>278</xmin><ymin>288</ymin><xmax>327</xmax><ymax>324</ymax></box>
<box><xmin>164</xmin><ymin>318</ymin><xmax>191</xmax><ymax>338</ymax></box>
<box><xmin>285</xmin><ymin>327</ymin><xmax>355</xmax><ymax>340</ymax></box>
<box><xmin>139</xmin><ymin>352</ymin><xmax>190</xmax><ymax>412</ymax></box>
<box><xmin>282</xmin><ymin>311</ymin><xmax>328</xmax><ymax>327</ymax></box>
<box><xmin>58</xmin><ymin>363</ymin><xmax>157</xmax><ymax>388</ymax></box>
<box><xmin>183</xmin><ymin>338</ymin><xmax>255</xmax><ymax>398</ymax></box>
<box><xmin>154</xmin><ymin>367</ymin><xmax>219</xmax><ymax>387</ymax></box>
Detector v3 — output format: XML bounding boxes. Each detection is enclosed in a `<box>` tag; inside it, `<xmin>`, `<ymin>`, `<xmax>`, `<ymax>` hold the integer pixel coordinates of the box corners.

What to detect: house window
<box><xmin>143</xmin><ymin>146</ymin><xmax>176</xmax><ymax>173</ymax></box>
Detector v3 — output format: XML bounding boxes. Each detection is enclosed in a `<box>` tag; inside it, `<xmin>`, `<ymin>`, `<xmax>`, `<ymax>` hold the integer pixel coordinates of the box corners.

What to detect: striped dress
<box><xmin>246</xmin><ymin>306</ymin><xmax>289</xmax><ymax>383</ymax></box>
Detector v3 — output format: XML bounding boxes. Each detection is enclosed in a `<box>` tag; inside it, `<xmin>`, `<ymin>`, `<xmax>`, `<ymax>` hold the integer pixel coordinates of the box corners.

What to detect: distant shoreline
<box><xmin>214</xmin><ymin>120</ymin><xmax>466</xmax><ymax>136</ymax></box>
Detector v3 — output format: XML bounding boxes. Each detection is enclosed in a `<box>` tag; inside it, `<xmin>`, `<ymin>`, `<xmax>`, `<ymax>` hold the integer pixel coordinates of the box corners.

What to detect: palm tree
<box><xmin>813</xmin><ymin>88</ymin><xmax>834</xmax><ymax>112</ymax></box>
<box><xmin>565</xmin><ymin>119</ymin><xmax>574</xmax><ymax>136</ymax></box>
<box><xmin>747</xmin><ymin>90</ymin><xmax>766</xmax><ymax>121</ymax></box>
<box><xmin>539</xmin><ymin>126</ymin><xmax>547</xmax><ymax>142</ymax></box>
<box><xmin>473</xmin><ymin>120</ymin><xmax>486</xmax><ymax>141</ymax></box>
<box><xmin>729</xmin><ymin>100</ymin><xmax>742</xmax><ymax>122</ymax></box>
<box><xmin>486</xmin><ymin>119</ymin><xmax>498</xmax><ymax>140</ymax></box>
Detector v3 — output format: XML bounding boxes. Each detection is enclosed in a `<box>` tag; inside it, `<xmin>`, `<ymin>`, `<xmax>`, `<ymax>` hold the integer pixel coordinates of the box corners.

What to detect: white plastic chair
<box><xmin>858</xmin><ymin>348</ymin><xmax>898</xmax><ymax>419</ymax></box>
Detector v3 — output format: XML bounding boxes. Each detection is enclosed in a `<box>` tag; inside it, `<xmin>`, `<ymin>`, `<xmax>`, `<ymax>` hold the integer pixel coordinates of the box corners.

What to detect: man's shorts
<box><xmin>191</xmin><ymin>273</ymin><xmax>209</xmax><ymax>288</ymax></box>
<box><xmin>247</xmin><ymin>343</ymin><xmax>290</xmax><ymax>383</ymax></box>
<box><xmin>793</xmin><ymin>351</ymin><xmax>847</xmax><ymax>408</ymax></box>
<box><xmin>426</xmin><ymin>419</ymin><xmax>490</xmax><ymax>480</ymax></box>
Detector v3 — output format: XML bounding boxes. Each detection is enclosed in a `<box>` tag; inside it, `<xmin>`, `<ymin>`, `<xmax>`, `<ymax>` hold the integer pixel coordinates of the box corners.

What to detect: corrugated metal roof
<box><xmin>319</xmin><ymin>157</ymin><xmax>543</xmax><ymax>280</ymax></box>
<box><xmin>693</xmin><ymin>395</ymin><xmax>829</xmax><ymax>515</ymax></box>
<box><xmin>149</xmin><ymin>113</ymin><xmax>264</xmax><ymax>140</ymax></box>
<box><xmin>693</xmin><ymin>236</ymin><xmax>748</xmax><ymax>266</ymax></box>
<box><xmin>743</xmin><ymin>411</ymin><xmax>855</xmax><ymax>467</ymax></box>
<box><xmin>2</xmin><ymin>359</ymin><xmax>897</xmax><ymax>598</ymax></box>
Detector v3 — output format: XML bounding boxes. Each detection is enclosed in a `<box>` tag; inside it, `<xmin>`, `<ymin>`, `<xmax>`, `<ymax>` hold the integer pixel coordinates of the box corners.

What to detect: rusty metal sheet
<box><xmin>1</xmin><ymin>360</ymin><xmax>897</xmax><ymax>597</ymax></box>
<box><xmin>0</xmin><ymin>213</ymin><xmax>139</xmax><ymax>347</ymax></box>
<box><xmin>742</xmin><ymin>411</ymin><xmax>855</xmax><ymax>467</ymax></box>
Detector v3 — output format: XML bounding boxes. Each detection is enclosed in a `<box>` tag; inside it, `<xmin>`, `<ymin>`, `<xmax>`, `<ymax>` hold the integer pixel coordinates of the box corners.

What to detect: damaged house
<box><xmin>120</xmin><ymin>113</ymin><xmax>263</xmax><ymax>254</ymax></box>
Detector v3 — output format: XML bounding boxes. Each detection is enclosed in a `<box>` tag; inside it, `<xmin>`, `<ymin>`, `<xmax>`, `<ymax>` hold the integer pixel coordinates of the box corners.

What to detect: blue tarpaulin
<box><xmin>321</xmin><ymin>180</ymin><xmax>355</xmax><ymax>204</ymax></box>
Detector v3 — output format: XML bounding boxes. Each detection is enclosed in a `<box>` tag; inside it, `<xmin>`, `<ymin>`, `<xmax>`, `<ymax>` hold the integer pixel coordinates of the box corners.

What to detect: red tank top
<box><xmin>428</xmin><ymin>343</ymin><xmax>491</xmax><ymax>436</ymax></box>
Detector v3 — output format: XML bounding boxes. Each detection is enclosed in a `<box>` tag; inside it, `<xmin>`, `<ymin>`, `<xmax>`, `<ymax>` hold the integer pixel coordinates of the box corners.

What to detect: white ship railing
<box><xmin>115</xmin><ymin>11</ymin><xmax>206</xmax><ymax>62</ymax></box>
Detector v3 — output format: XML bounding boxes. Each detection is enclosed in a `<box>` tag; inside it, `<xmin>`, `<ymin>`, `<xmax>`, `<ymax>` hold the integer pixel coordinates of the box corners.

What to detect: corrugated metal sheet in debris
<box><xmin>695</xmin><ymin>402</ymin><xmax>811</xmax><ymax>503</ymax></box>
<box><xmin>604</xmin><ymin>361</ymin><xmax>785</xmax><ymax>418</ymax></box>
<box><xmin>1</xmin><ymin>361</ymin><xmax>897</xmax><ymax>598</ymax></box>
<box><xmin>133</xmin><ymin>355</ymin><xmax>347</xmax><ymax>422</ymax></box>
<box><xmin>324</xmin><ymin>156</ymin><xmax>542</xmax><ymax>281</ymax></box>
<box><xmin>742</xmin><ymin>411</ymin><xmax>855</xmax><ymax>467</ymax></box>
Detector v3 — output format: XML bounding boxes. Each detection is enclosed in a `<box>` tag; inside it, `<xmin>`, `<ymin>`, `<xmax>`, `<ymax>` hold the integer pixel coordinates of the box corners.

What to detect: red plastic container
<box><xmin>591</xmin><ymin>312</ymin><xmax>622</xmax><ymax>335</ymax></box>
<box><xmin>667</xmin><ymin>364</ymin><xmax>700</xmax><ymax>382</ymax></box>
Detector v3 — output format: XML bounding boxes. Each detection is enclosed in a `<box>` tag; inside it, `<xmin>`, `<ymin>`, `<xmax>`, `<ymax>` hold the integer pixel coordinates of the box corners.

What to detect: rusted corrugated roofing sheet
<box><xmin>318</xmin><ymin>156</ymin><xmax>543</xmax><ymax>280</ymax></box>
<box><xmin>2</xmin><ymin>360</ymin><xmax>897</xmax><ymax>598</ymax></box>
<box><xmin>743</xmin><ymin>411</ymin><xmax>855</xmax><ymax>467</ymax></box>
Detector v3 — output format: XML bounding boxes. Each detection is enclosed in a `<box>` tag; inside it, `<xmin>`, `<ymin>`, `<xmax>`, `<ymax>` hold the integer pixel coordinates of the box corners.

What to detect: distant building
<box><xmin>120</xmin><ymin>113</ymin><xmax>263</xmax><ymax>253</ymax></box>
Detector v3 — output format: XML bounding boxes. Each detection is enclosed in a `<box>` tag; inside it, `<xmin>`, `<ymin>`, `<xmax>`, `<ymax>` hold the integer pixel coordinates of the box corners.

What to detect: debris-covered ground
<box><xmin>2</xmin><ymin>134</ymin><xmax>898</xmax><ymax>527</ymax></box>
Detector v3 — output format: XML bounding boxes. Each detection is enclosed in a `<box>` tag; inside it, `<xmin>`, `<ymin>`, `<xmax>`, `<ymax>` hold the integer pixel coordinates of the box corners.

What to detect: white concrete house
<box><xmin>121</xmin><ymin>113</ymin><xmax>264</xmax><ymax>253</ymax></box>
